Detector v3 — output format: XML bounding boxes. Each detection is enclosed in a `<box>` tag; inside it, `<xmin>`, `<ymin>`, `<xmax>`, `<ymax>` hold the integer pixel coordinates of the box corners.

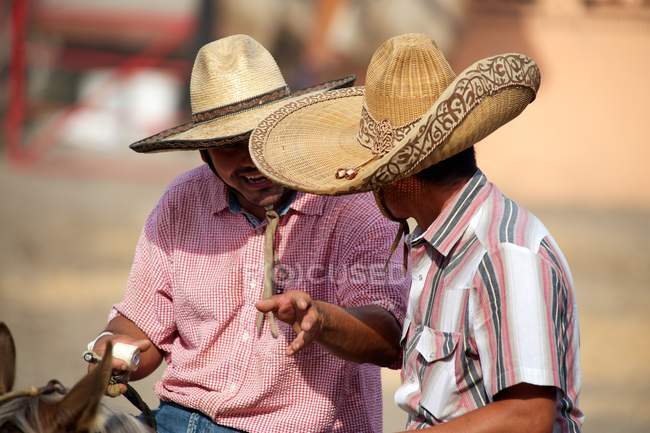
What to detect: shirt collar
<box><xmin>226</xmin><ymin>190</ymin><xmax>297</xmax><ymax>228</ymax></box>
<box><xmin>410</xmin><ymin>170</ymin><xmax>492</xmax><ymax>257</ymax></box>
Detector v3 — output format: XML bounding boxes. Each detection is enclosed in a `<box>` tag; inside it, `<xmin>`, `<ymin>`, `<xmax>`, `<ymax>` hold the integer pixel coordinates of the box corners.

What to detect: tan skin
<box><xmin>379</xmin><ymin>175</ymin><xmax>557</xmax><ymax>433</ymax></box>
<box><xmin>256</xmin><ymin>294</ymin><xmax>401</xmax><ymax>366</ymax></box>
<box><xmin>89</xmin><ymin>141</ymin><xmax>402</xmax><ymax>393</ymax></box>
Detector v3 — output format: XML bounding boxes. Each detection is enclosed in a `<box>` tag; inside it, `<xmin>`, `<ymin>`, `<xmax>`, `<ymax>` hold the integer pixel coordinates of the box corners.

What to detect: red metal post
<box><xmin>5</xmin><ymin>0</ymin><xmax>28</xmax><ymax>161</ymax></box>
<box><xmin>17</xmin><ymin>10</ymin><xmax>193</xmax><ymax>162</ymax></box>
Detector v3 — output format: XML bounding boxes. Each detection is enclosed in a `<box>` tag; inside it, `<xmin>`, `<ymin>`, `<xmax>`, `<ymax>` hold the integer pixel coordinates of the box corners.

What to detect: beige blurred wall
<box><xmin>453</xmin><ymin>8</ymin><xmax>650</xmax><ymax>210</ymax></box>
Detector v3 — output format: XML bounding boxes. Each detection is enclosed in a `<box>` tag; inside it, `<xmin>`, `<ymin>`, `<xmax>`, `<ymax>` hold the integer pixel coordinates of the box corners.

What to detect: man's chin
<box><xmin>243</xmin><ymin>189</ymin><xmax>287</xmax><ymax>209</ymax></box>
<box><xmin>256</xmin><ymin>195</ymin><xmax>285</xmax><ymax>209</ymax></box>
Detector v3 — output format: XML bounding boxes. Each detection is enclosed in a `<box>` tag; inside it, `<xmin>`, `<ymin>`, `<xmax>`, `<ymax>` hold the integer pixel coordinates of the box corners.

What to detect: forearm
<box><xmin>398</xmin><ymin>384</ymin><xmax>556</xmax><ymax>433</ymax></box>
<box><xmin>102</xmin><ymin>314</ymin><xmax>164</xmax><ymax>380</ymax></box>
<box><xmin>315</xmin><ymin>302</ymin><xmax>401</xmax><ymax>367</ymax></box>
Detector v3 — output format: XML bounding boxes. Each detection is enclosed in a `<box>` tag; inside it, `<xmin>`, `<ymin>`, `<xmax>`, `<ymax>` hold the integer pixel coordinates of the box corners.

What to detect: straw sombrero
<box><xmin>249</xmin><ymin>33</ymin><xmax>540</xmax><ymax>194</ymax></box>
<box><xmin>130</xmin><ymin>34</ymin><xmax>355</xmax><ymax>153</ymax></box>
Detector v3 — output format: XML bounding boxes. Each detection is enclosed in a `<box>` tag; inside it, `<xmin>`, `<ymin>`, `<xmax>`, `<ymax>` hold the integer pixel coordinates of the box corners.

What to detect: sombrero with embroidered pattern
<box><xmin>130</xmin><ymin>34</ymin><xmax>355</xmax><ymax>153</ymax></box>
<box><xmin>249</xmin><ymin>33</ymin><xmax>540</xmax><ymax>194</ymax></box>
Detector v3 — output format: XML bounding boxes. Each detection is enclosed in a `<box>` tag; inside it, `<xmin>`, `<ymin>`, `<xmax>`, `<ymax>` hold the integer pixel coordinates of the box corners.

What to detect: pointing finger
<box><xmin>255</xmin><ymin>299</ymin><xmax>279</xmax><ymax>313</ymax></box>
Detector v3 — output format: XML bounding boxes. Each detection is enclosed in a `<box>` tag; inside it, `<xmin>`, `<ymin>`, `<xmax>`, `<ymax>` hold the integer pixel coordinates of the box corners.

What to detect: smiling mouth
<box><xmin>242</xmin><ymin>174</ymin><xmax>272</xmax><ymax>186</ymax></box>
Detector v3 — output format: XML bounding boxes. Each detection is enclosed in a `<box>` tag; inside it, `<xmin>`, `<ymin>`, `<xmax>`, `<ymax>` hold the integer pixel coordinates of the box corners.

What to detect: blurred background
<box><xmin>1</xmin><ymin>0</ymin><xmax>648</xmax><ymax>432</ymax></box>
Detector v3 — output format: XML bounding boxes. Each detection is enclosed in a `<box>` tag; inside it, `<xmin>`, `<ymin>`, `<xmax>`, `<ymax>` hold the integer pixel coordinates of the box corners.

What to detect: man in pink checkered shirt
<box><xmin>85</xmin><ymin>36</ymin><xmax>409</xmax><ymax>433</ymax></box>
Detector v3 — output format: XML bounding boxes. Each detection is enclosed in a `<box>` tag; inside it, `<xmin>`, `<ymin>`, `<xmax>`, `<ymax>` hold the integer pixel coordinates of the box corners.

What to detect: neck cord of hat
<box><xmin>256</xmin><ymin>206</ymin><xmax>280</xmax><ymax>338</ymax></box>
<box><xmin>336</xmin><ymin>105</ymin><xmax>417</xmax><ymax>181</ymax></box>
<box><xmin>373</xmin><ymin>189</ymin><xmax>409</xmax><ymax>272</ymax></box>
<box><xmin>389</xmin><ymin>221</ymin><xmax>409</xmax><ymax>273</ymax></box>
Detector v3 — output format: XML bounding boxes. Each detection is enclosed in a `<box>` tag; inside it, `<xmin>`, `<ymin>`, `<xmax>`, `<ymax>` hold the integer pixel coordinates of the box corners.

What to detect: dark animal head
<box><xmin>0</xmin><ymin>322</ymin><xmax>150</xmax><ymax>433</ymax></box>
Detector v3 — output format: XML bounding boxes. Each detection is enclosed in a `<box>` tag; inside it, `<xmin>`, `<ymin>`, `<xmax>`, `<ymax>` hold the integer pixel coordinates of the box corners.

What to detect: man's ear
<box><xmin>200</xmin><ymin>149</ymin><xmax>218</xmax><ymax>176</ymax></box>
<box><xmin>200</xmin><ymin>149</ymin><xmax>210</xmax><ymax>164</ymax></box>
<box><xmin>0</xmin><ymin>322</ymin><xmax>16</xmax><ymax>395</ymax></box>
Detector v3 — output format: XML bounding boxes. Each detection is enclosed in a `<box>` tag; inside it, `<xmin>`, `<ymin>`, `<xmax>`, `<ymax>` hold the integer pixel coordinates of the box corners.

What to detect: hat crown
<box><xmin>365</xmin><ymin>33</ymin><xmax>456</xmax><ymax>127</ymax></box>
<box><xmin>190</xmin><ymin>35</ymin><xmax>287</xmax><ymax>114</ymax></box>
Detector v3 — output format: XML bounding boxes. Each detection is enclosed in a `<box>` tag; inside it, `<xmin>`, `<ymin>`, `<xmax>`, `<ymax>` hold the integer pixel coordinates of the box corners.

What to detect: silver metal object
<box><xmin>81</xmin><ymin>343</ymin><xmax>140</xmax><ymax>371</ymax></box>
<box><xmin>82</xmin><ymin>350</ymin><xmax>101</xmax><ymax>363</ymax></box>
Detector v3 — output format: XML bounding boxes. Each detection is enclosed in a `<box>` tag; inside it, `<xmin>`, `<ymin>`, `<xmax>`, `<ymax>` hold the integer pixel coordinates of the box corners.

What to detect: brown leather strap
<box><xmin>256</xmin><ymin>207</ymin><xmax>280</xmax><ymax>338</ymax></box>
<box><xmin>124</xmin><ymin>384</ymin><xmax>157</xmax><ymax>431</ymax></box>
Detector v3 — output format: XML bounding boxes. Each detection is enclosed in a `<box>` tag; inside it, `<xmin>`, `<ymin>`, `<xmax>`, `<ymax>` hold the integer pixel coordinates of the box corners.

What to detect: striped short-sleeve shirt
<box><xmin>395</xmin><ymin>170</ymin><xmax>583</xmax><ymax>432</ymax></box>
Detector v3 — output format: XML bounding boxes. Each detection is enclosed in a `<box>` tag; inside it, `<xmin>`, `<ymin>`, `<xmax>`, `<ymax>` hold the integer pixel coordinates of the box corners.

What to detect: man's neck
<box><xmin>233</xmin><ymin>189</ymin><xmax>294</xmax><ymax>221</ymax></box>
<box><xmin>409</xmin><ymin>179</ymin><xmax>469</xmax><ymax>230</ymax></box>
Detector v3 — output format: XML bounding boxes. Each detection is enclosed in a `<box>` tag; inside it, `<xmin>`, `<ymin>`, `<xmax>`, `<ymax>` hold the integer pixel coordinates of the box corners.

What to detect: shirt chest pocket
<box><xmin>415</xmin><ymin>326</ymin><xmax>462</xmax><ymax>421</ymax></box>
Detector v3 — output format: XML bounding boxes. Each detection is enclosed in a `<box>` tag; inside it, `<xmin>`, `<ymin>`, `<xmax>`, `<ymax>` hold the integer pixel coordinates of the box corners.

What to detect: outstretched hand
<box><xmin>255</xmin><ymin>291</ymin><xmax>325</xmax><ymax>355</ymax></box>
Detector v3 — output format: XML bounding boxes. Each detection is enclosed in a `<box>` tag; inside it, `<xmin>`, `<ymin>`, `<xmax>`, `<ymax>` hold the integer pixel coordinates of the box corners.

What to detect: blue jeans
<box><xmin>140</xmin><ymin>401</ymin><xmax>248</xmax><ymax>433</ymax></box>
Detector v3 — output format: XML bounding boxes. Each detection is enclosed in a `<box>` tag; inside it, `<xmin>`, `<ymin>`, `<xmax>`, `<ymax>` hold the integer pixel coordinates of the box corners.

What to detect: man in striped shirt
<box><xmin>384</xmin><ymin>148</ymin><xmax>583</xmax><ymax>432</ymax></box>
<box><xmin>247</xmin><ymin>33</ymin><xmax>583</xmax><ymax>433</ymax></box>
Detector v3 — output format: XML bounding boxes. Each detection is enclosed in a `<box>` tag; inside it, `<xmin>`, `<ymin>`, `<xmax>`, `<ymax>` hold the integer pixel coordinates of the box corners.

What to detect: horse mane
<box><xmin>0</xmin><ymin>394</ymin><xmax>150</xmax><ymax>433</ymax></box>
<box><xmin>0</xmin><ymin>322</ymin><xmax>152</xmax><ymax>433</ymax></box>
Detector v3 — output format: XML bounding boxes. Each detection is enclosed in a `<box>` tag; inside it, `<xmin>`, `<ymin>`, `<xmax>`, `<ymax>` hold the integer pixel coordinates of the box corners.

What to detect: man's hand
<box><xmin>256</xmin><ymin>291</ymin><xmax>325</xmax><ymax>355</ymax></box>
<box><xmin>87</xmin><ymin>334</ymin><xmax>151</xmax><ymax>397</ymax></box>
<box><xmin>258</xmin><ymin>293</ymin><xmax>402</xmax><ymax>366</ymax></box>
<box><xmin>397</xmin><ymin>383</ymin><xmax>557</xmax><ymax>433</ymax></box>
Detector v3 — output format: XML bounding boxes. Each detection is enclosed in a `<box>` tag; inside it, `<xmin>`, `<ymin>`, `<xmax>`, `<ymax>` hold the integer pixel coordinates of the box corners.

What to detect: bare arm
<box><xmin>314</xmin><ymin>302</ymin><xmax>401</xmax><ymax>366</ymax></box>
<box><xmin>103</xmin><ymin>314</ymin><xmax>164</xmax><ymax>379</ymax></box>
<box><xmin>398</xmin><ymin>383</ymin><xmax>556</xmax><ymax>433</ymax></box>
<box><xmin>256</xmin><ymin>291</ymin><xmax>401</xmax><ymax>367</ymax></box>
<box><xmin>88</xmin><ymin>314</ymin><xmax>164</xmax><ymax>393</ymax></box>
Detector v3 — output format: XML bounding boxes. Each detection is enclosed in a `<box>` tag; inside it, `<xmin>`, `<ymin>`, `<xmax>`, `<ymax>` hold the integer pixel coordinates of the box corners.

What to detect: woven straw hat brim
<box><xmin>250</xmin><ymin>54</ymin><xmax>540</xmax><ymax>195</ymax></box>
<box><xmin>251</xmin><ymin>88</ymin><xmax>366</xmax><ymax>194</ymax></box>
<box><xmin>130</xmin><ymin>75</ymin><xmax>355</xmax><ymax>153</ymax></box>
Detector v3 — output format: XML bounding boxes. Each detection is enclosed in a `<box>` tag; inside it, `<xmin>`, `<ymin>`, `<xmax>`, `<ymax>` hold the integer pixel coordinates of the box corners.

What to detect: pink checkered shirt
<box><xmin>112</xmin><ymin>164</ymin><xmax>408</xmax><ymax>433</ymax></box>
<box><xmin>395</xmin><ymin>171</ymin><xmax>582</xmax><ymax>431</ymax></box>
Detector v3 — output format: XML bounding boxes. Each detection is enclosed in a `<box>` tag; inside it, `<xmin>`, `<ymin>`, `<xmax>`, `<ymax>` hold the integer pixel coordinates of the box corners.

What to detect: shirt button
<box><xmin>418</xmin><ymin>274</ymin><xmax>424</xmax><ymax>281</ymax></box>
<box><xmin>242</xmin><ymin>331</ymin><xmax>250</xmax><ymax>342</ymax></box>
<box><xmin>408</xmin><ymin>376</ymin><xmax>416</xmax><ymax>384</ymax></box>
<box><xmin>227</xmin><ymin>383</ymin><xmax>237</xmax><ymax>393</ymax></box>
